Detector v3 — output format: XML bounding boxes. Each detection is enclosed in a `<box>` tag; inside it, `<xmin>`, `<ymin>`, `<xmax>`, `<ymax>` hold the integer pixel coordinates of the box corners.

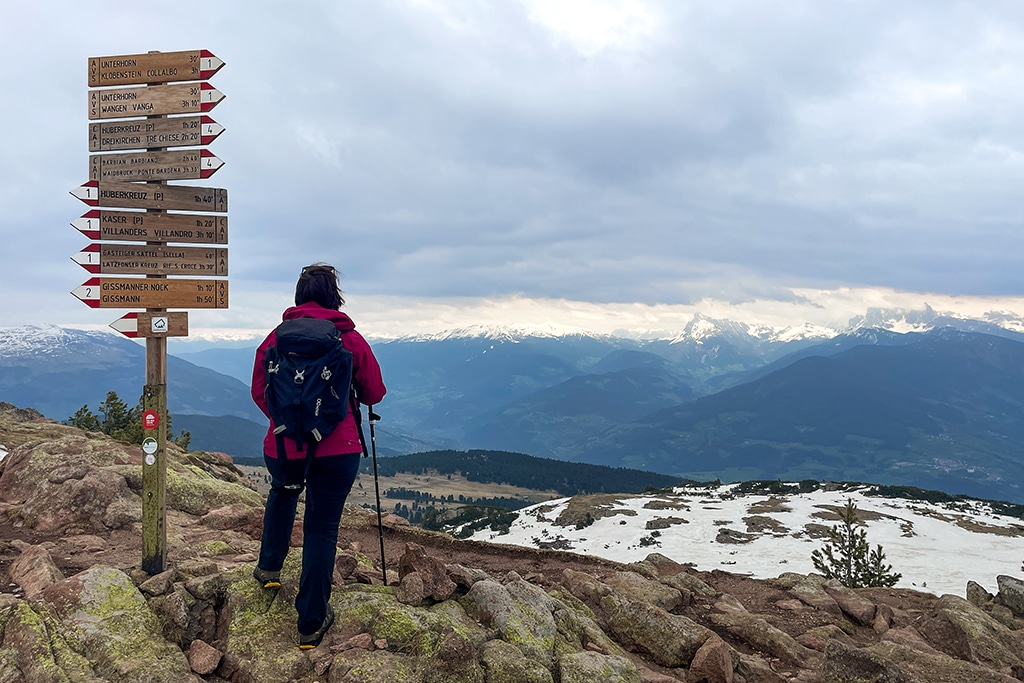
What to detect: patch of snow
<box><xmin>469</xmin><ymin>483</ymin><xmax>1024</xmax><ymax>597</ymax></box>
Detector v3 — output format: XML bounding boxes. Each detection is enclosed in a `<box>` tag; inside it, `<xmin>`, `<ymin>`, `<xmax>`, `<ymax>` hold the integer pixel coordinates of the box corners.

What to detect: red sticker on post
<box><xmin>142</xmin><ymin>410</ymin><xmax>159</xmax><ymax>430</ymax></box>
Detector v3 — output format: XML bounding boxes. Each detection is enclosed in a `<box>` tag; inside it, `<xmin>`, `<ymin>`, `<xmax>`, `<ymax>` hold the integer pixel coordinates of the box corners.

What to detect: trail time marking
<box><xmin>71</xmin><ymin>180</ymin><xmax>227</xmax><ymax>212</ymax></box>
<box><xmin>89</xmin><ymin>50</ymin><xmax>224</xmax><ymax>87</ymax></box>
<box><xmin>89</xmin><ymin>149</ymin><xmax>223</xmax><ymax>181</ymax></box>
<box><xmin>89</xmin><ymin>116</ymin><xmax>224</xmax><ymax>152</ymax></box>
<box><xmin>88</xmin><ymin>82</ymin><xmax>224</xmax><ymax>120</ymax></box>
<box><xmin>72</xmin><ymin>277</ymin><xmax>229</xmax><ymax>309</ymax></box>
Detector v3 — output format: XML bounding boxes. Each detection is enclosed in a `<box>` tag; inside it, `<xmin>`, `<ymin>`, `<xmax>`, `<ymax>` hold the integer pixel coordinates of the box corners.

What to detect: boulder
<box><xmin>686</xmin><ymin>635</ymin><xmax>734</xmax><ymax>683</ymax></box>
<box><xmin>479</xmin><ymin>639</ymin><xmax>555</xmax><ymax>683</ymax></box>
<box><xmin>186</xmin><ymin>639</ymin><xmax>222</xmax><ymax>675</ymax></box>
<box><xmin>464</xmin><ymin>574</ymin><xmax>558</xmax><ymax>665</ymax></box>
<box><xmin>823</xmin><ymin>582</ymin><xmax>877</xmax><ymax>626</ymax></box>
<box><xmin>39</xmin><ymin>567</ymin><xmax>200</xmax><ymax>682</ymax></box>
<box><xmin>918</xmin><ymin>594</ymin><xmax>1024</xmax><ymax>672</ymax></box>
<box><xmin>558</xmin><ymin>651</ymin><xmax>641</xmax><ymax>683</ymax></box>
<box><xmin>8</xmin><ymin>544</ymin><xmax>63</xmax><ymax>598</ymax></box>
<box><xmin>996</xmin><ymin>575</ymin><xmax>1024</xmax><ymax>619</ymax></box>
<box><xmin>561</xmin><ymin>568</ymin><xmax>712</xmax><ymax>668</ymax></box>
<box><xmin>604</xmin><ymin>570</ymin><xmax>685</xmax><ymax>611</ymax></box>
<box><xmin>396</xmin><ymin>542</ymin><xmax>456</xmax><ymax>602</ymax></box>
<box><xmin>710</xmin><ymin>594</ymin><xmax>818</xmax><ymax>669</ymax></box>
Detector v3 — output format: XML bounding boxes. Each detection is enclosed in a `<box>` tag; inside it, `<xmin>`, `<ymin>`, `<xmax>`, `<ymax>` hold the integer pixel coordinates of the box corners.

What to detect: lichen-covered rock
<box><xmin>479</xmin><ymin>639</ymin><xmax>554</xmax><ymax>683</ymax></box>
<box><xmin>557</xmin><ymin>651</ymin><xmax>641</xmax><ymax>683</ymax></box>
<box><xmin>825</xmin><ymin>639</ymin><xmax>1023</xmax><ymax>683</ymax></box>
<box><xmin>782</xmin><ymin>574</ymin><xmax>842</xmax><ymax>617</ymax></box>
<box><xmin>463</xmin><ymin>574</ymin><xmax>558</xmax><ymax>665</ymax></box>
<box><xmin>39</xmin><ymin>567</ymin><xmax>200</xmax><ymax>683</ymax></box>
<box><xmin>2</xmin><ymin>598</ymin><xmax>100</xmax><ymax>683</ymax></box>
<box><xmin>996</xmin><ymin>575</ymin><xmax>1024</xmax><ymax>618</ymax></box>
<box><xmin>603</xmin><ymin>570</ymin><xmax>683</xmax><ymax>611</ymax></box>
<box><xmin>560</xmin><ymin>568</ymin><xmax>712</xmax><ymax>668</ymax></box>
<box><xmin>968</xmin><ymin>580</ymin><xmax>995</xmax><ymax>608</ymax></box>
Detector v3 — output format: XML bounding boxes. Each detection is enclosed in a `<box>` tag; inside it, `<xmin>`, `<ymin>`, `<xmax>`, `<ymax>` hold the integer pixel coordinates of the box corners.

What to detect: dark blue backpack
<box><xmin>264</xmin><ymin>317</ymin><xmax>354</xmax><ymax>455</ymax></box>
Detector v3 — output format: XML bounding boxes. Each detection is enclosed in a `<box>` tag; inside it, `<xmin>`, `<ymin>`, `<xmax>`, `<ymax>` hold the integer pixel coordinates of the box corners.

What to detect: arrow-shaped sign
<box><xmin>72</xmin><ymin>243</ymin><xmax>228</xmax><ymax>275</ymax></box>
<box><xmin>88</xmin><ymin>82</ymin><xmax>225</xmax><ymax>120</ymax></box>
<box><xmin>71</xmin><ymin>210</ymin><xmax>228</xmax><ymax>244</ymax></box>
<box><xmin>72</xmin><ymin>277</ymin><xmax>228</xmax><ymax>309</ymax></box>
<box><xmin>89</xmin><ymin>50</ymin><xmax>224</xmax><ymax>87</ymax></box>
<box><xmin>89</xmin><ymin>115</ymin><xmax>225</xmax><ymax>152</ymax></box>
<box><xmin>89</xmin><ymin>149</ymin><xmax>224</xmax><ymax>181</ymax></box>
<box><xmin>71</xmin><ymin>180</ymin><xmax>227</xmax><ymax>212</ymax></box>
<box><xmin>110</xmin><ymin>312</ymin><xmax>190</xmax><ymax>338</ymax></box>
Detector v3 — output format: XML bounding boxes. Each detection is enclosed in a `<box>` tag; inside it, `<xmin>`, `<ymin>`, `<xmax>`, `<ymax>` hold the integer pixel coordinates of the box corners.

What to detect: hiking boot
<box><xmin>298</xmin><ymin>604</ymin><xmax>335</xmax><ymax>650</ymax></box>
<box><xmin>253</xmin><ymin>566</ymin><xmax>281</xmax><ymax>589</ymax></box>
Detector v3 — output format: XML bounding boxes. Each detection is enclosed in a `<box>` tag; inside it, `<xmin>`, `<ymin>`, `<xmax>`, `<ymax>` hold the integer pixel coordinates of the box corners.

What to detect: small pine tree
<box><xmin>811</xmin><ymin>499</ymin><xmax>901</xmax><ymax>588</ymax></box>
<box><xmin>65</xmin><ymin>404</ymin><xmax>101</xmax><ymax>431</ymax></box>
<box><xmin>66</xmin><ymin>391</ymin><xmax>190</xmax><ymax>451</ymax></box>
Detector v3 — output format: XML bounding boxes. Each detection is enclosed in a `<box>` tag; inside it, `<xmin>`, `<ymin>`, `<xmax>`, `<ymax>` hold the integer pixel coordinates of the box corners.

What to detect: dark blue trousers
<box><xmin>258</xmin><ymin>451</ymin><xmax>360</xmax><ymax>635</ymax></box>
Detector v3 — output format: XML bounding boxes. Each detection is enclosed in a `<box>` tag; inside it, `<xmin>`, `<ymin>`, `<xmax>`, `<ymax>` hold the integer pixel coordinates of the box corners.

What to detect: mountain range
<box><xmin>3</xmin><ymin>305</ymin><xmax>1024</xmax><ymax>502</ymax></box>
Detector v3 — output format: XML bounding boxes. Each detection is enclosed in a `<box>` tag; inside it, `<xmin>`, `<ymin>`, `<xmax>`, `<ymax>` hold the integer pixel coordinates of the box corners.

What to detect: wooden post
<box><xmin>140</xmin><ymin>368</ymin><xmax>167</xmax><ymax>574</ymax></box>
<box><xmin>141</xmin><ymin>58</ymin><xmax>169</xmax><ymax>574</ymax></box>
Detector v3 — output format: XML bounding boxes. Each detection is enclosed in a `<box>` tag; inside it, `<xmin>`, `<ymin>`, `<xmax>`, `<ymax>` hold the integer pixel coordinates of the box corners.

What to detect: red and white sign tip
<box><xmin>72</xmin><ymin>210</ymin><xmax>101</xmax><ymax>238</ymax></box>
<box><xmin>71</xmin><ymin>243</ymin><xmax>101</xmax><ymax>273</ymax></box>
<box><xmin>200</xmin><ymin>116</ymin><xmax>225</xmax><ymax>145</ymax></box>
<box><xmin>109</xmin><ymin>312</ymin><xmax>140</xmax><ymax>338</ymax></box>
<box><xmin>200</xmin><ymin>83</ymin><xmax>225</xmax><ymax>111</ymax></box>
<box><xmin>70</xmin><ymin>180</ymin><xmax>100</xmax><ymax>206</ymax></box>
<box><xmin>199</xmin><ymin>50</ymin><xmax>225</xmax><ymax>80</ymax></box>
<box><xmin>200</xmin><ymin>149</ymin><xmax>224</xmax><ymax>178</ymax></box>
<box><xmin>70</xmin><ymin>278</ymin><xmax>102</xmax><ymax>308</ymax></box>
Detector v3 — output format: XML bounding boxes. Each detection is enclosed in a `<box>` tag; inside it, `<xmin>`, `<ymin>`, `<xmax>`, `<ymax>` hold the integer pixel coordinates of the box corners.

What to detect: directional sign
<box><xmin>88</xmin><ymin>82</ymin><xmax>224</xmax><ymax>120</ymax></box>
<box><xmin>73</xmin><ymin>244</ymin><xmax>228</xmax><ymax>276</ymax></box>
<box><xmin>89</xmin><ymin>149</ymin><xmax>223</xmax><ymax>182</ymax></box>
<box><xmin>72</xmin><ymin>210</ymin><xmax>228</xmax><ymax>244</ymax></box>
<box><xmin>71</xmin><ymin>180</ymin><xmax>227</xmax><ymax>212</ymax></box>
<box><xmin>72</xmin><ymin>277</ymin><xmax>228</xmax><ymax>309</ymax></box>
<box><xmin>89</xmin><ymin>50</ymin><xmax>224</xmax><ymax>87</ymax></box>
<box><xmin>110</xmin><ymin>312</ymin><xmax>189</xmax><ymax>338</ymax></box>
<box><xmin>89</xmin><ymin>115</ymin><xmax>224</xmax><ymax>152</ymax></box>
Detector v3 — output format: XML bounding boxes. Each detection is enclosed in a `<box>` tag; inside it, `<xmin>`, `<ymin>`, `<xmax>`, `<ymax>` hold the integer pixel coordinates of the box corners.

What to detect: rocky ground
<box><xmin>2</xmin><ymin>401</ymin><xmax>1024</xmax><ymax>682</ymax></box>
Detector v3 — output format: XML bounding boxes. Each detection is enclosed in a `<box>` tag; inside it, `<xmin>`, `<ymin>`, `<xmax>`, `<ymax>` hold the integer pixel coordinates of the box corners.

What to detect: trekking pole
<box><xmin>368</xmin><ymin>406</ymin><xmax>387</xmax><ymax>585</ymax></box>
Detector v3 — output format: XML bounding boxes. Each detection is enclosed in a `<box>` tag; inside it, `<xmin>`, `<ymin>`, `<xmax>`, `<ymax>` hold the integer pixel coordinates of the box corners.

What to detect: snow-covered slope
<box><xmin>467</xmin><ymin>483</ymin><xmax>1024</xmax><ymax>597</ymax></box>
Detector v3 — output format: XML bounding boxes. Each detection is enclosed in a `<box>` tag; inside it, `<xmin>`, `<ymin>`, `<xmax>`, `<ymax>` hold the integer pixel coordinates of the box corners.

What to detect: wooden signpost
<box><xmin>72</xmin><ymin>277</ymin><xmax>228</xmax><ymax>308</ymax></box>
<box><xmin>89</xmin><ymin>50</ymin><xmax>224</xmax><ymax>87</ymax></box>
<box><xmin>72</xmin><ymin>244</ymin><xmax>228</xmax><ymax>276</ymax></box>
<box><xmin>72</xmin><ymin>180</ymin><xmax>227</xmax><ymax>212</ymax></box>
<box><xmin>72</xmin><ymin>210</ymin><xmax>228</xmax><ymax>244</ymax></box>
<box><xmin>89</xmin><ymin>115</ymin><xmax>224</xmax><ymax>151</ymax></box>
<box><xmin>89</xmin><ymin>149</ymin><xmax>223</xmax><ymax>181</ymax></box>
<box><xmin>89</xmin><ymin>82</ymin><xmax>225</xmax><ymax>119</ymax></box>
<box><xmin>72</xmin><ymin>49</ymin><xmax>227</xmax><ymax>575</ymax></box>
<box><xmin>110</xmin><ymin>312</ymin><xmax>190</xmax><ymax>338</ymax></box>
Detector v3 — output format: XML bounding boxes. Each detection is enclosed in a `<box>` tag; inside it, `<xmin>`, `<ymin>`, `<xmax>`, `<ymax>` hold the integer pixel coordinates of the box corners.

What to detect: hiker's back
<box><xmin>264</xmin><ymin>316</ymin><xmax>353</xmax><ymax>447</ymax></box>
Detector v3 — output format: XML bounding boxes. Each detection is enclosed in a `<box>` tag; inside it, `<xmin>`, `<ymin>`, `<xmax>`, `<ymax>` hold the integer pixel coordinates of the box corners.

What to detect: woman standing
<box><xmin>250</xmin><ymin>263</ymin><xmax>386</xmax><ymax>649</ymax></box>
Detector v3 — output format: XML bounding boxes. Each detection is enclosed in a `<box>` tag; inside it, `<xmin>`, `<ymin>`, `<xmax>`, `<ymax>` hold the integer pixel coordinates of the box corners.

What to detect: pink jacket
<box><xmin>251</xmin><ymin>302</ymin><xmax>387</xmax><ymax>459</ymax></box>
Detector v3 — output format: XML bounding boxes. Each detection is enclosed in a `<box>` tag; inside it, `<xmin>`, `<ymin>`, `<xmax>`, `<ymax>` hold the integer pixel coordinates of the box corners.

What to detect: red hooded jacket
<box><xmin>251</xmin><ymin>302</ymin><xmax>387</xmax><ymax>459</ymax></box>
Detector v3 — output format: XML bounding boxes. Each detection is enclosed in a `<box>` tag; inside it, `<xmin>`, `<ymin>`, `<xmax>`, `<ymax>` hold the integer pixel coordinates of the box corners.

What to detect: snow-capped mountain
<box><xmin>467</xmin><ymin>482</ymin><xmax>1024</xmax><ymax>598</ymax></box>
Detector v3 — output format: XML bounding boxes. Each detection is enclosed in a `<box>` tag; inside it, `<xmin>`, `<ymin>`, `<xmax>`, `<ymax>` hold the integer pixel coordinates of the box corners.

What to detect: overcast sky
<box><xmin>3</xmin><ymin>1</ymin><xmax>1024</xmax><ymax>340</ymax></box>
